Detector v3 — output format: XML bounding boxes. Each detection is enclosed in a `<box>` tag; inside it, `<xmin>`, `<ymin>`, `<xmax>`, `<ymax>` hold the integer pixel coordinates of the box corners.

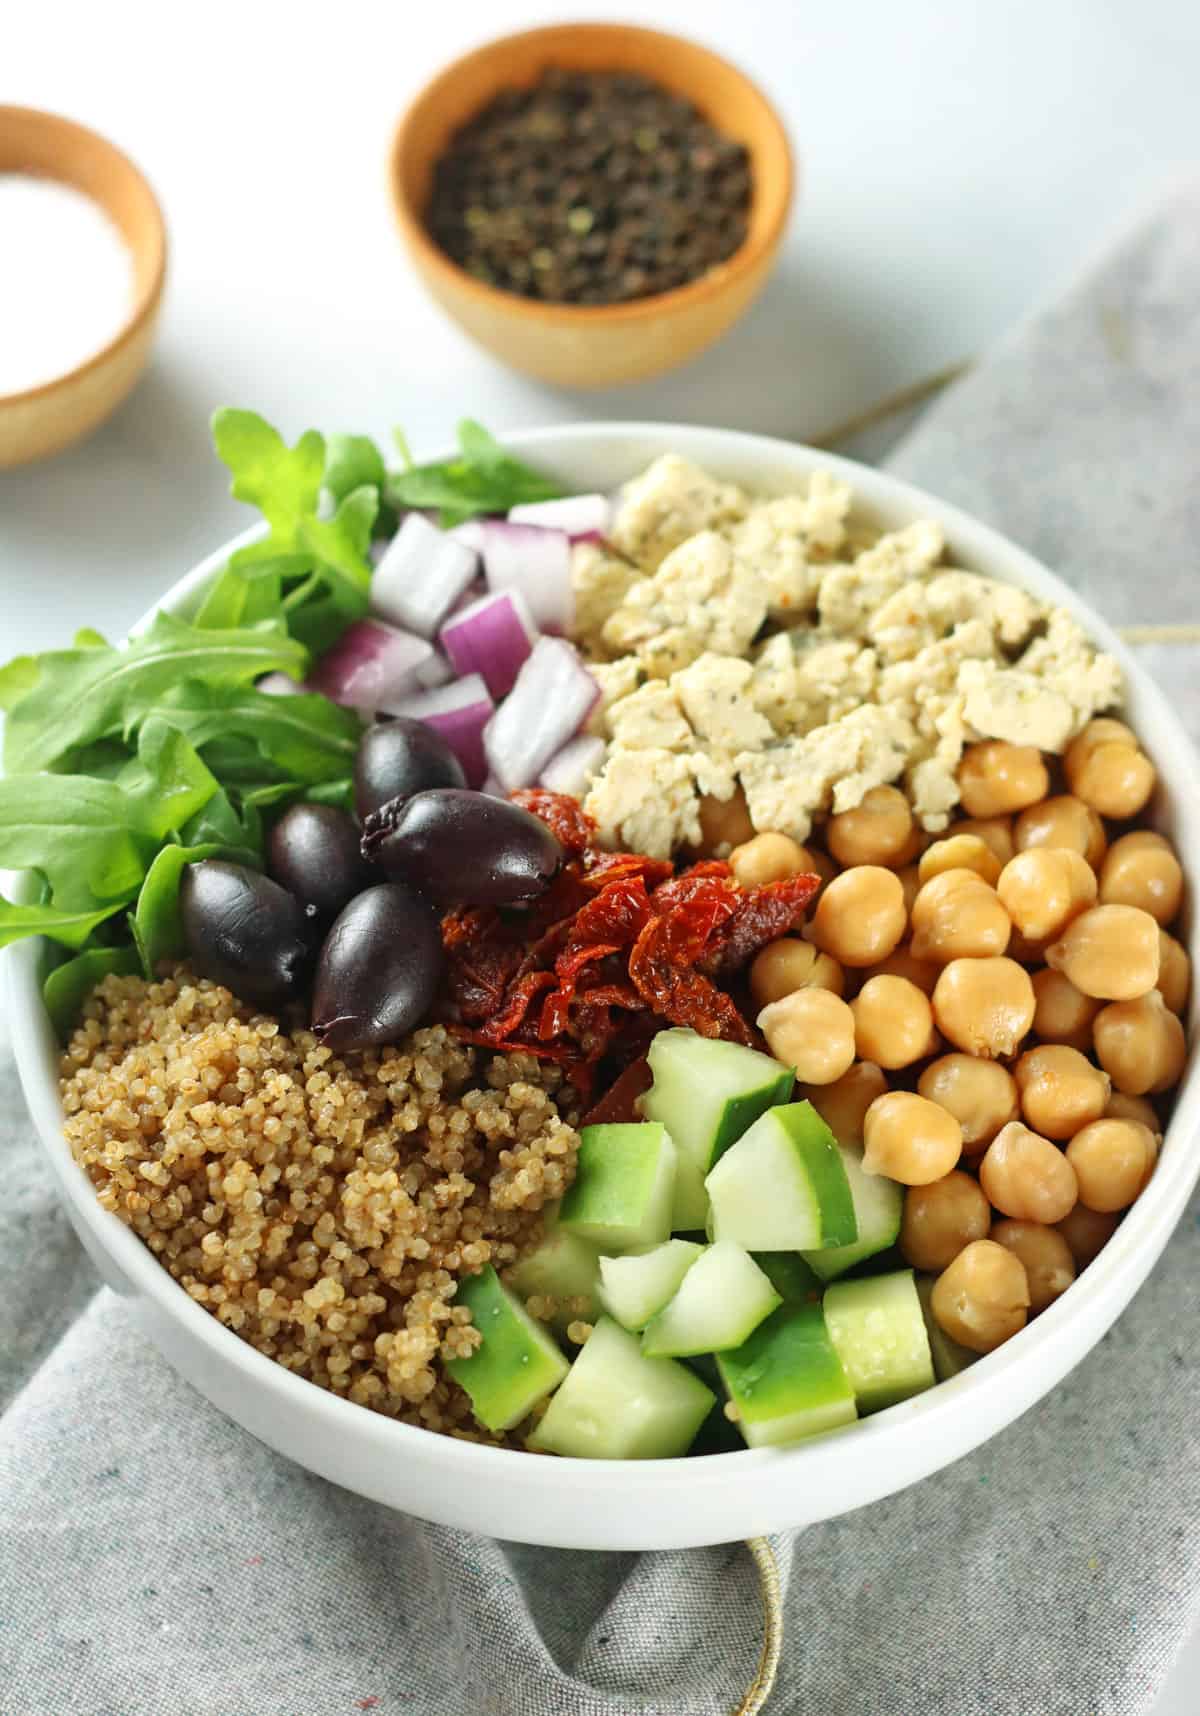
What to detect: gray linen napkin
<box><xmin>4</xmin><ymin>183</ymin><xmax>1200</xmax><ymax>1716</ymax></box>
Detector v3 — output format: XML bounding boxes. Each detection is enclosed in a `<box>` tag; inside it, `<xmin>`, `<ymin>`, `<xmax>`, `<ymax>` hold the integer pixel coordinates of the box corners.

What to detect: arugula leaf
<box><xmin>384</xmin><ymin>418</ymin><xmax>563</xmax><ymax>526</ymax></box>
<box><xmin>116</xmin><ymin>718</ymin><xmax>220</xmax><ymax>840</ymax></box>
<box><xmin>43</xmin><ymin>944</ymin><xmax>141</xmax><ymax>1038</ymax></box>
<box><xmin>130</xmin><ymin>841</ymin><xmax>252</xmax><ymax>977</ymax></box>
<box><xmin>324</xmin><ymin>433</ymin><xmax>385</xmax><ymax>506</ymax></box>
<box><xmin>0</xmin><ymin>775</ymin><xmax>151</xmax><ymax>906</ymax></box>
<box><xmin>2</xmin><ymin>611</ymin><xmax>308</xmax><ymax>776</ymax></box>
<box><xmin>157</xmin><ymin>681</ymin><xmax>361</xmax><ymax>783</ymax></box>
<box><xmin>212</xmin><ymin>409</ymin><xmax>325</xmax><ymax>534</ymax></box>
<box><xmin>0</xmin><ymin>897</ymin><xmax>121</xmax><ymax>951</ymax></box>
<box><xmin>179</xmin><ymin>789</ymin><xmax>262</xmax><ymax>858</ymax></box>
<box><xmin>304</xmin><ymin>777</ymin><xmax>355</xmax><ymax>812</ymax></box>
<box><xmin>0</xmin><ymin>655</ymin><xmax>39</xmax><ymax>712</ymax></box>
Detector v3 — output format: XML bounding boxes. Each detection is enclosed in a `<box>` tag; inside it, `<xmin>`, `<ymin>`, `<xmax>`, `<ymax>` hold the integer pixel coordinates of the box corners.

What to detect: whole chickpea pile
<box><xmin>725</xmin><ymin>717</ymin><xmax>1189</xmax><ymax>1360</ymax></box>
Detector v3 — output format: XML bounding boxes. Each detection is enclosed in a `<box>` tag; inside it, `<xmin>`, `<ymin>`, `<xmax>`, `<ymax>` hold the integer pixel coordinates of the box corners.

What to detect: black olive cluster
<box><xmin>180</xmin><ymin>721</ymin><xmax>563</xmax><ymax>1051</ymax></box>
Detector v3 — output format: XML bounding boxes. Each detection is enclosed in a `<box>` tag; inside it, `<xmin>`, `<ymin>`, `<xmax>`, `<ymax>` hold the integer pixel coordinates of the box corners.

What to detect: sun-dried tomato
<box><xmin>701</xmin><ymin>873</ymin><xmax>820</xmax><ymax>979</ymax></box>
<box><xmin>512</xmin><ymin>788</ymin><xmax>595</xmax><ymax>854</ymax></box>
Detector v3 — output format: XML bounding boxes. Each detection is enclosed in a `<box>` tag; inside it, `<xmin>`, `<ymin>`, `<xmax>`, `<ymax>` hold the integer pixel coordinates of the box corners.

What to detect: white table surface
<box><xmin>3</xmin><ymin>2</ymin><xmax>1199</xmax><ymax>1707</ymax></box>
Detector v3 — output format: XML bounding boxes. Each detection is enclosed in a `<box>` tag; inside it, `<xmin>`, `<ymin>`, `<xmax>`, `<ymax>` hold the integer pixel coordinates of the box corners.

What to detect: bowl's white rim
<box><xmin>8</xmin><ymin>419</ymin><xmax>1200</xmax><ymax>1503</ymax></box>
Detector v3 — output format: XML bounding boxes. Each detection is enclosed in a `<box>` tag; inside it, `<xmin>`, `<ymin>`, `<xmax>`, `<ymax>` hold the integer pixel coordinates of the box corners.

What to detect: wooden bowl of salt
<box><xmin>0</xmin><ymin>107</ymin><xmax>166</xmax><ymax>468</ymax></box>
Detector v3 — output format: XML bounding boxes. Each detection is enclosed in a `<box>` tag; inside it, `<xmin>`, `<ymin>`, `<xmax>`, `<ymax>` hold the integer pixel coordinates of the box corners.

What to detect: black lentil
<box><xmin>426</xmin><ymin>68</ymin><xmax>752</xmax><ymax>306</ymax></box>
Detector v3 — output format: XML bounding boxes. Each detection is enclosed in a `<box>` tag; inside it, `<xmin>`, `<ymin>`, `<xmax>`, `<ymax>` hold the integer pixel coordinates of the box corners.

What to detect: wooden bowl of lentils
<box><xmin>390</xmin><ymin>23</ymin><xmax>793</xmax><ymax>388</ymax></box>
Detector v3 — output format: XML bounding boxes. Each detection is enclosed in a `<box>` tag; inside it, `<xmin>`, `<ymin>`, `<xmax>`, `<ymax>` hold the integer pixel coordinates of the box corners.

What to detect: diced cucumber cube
<box><xmin>559</xmin><ymin>1122</ymin><xmax>676</xmax><ymax>1250</ymax></box>
<box><xmin>801</xmin><ymin>1142</ymin><xmax>903</xmax><ymax>1281</ymax></box>
<box><xmin>528</xmin><ymin>1317</ymin><xmax>715</xmax><ymax>1459</ymax></box>
<box><xmin>705</xmin><ymin>1102</ymin><xmax>857</xmax><ymax>1252</ymax></box>
<box><xmin>642</xmin><ymin>1242</ymin><xmax>781</xmax><ymax>1357</ymax></box>
<box><xmin>823</xmin><ymin>1269</ymin><xmax>935</xmax><ymax>1413</ymax></box>
<box><xmin>446</xmin><ymin>1266</ymin><xmax>569</xmax><ymax>1432</ymax></box>
<box><xmin>598</xmin><ymin>1239</ymin><xmax>704</xmax><ymax>1331</ymax></box>
<box><xmin>509</xmin><ymin>1222</ymin><xmax>601</xmax><ymax>1331</ymax></box>
<box><xmin>717</xmin><ymin>1302</ymin><xmax>858</xmax><ymax>1448</ymax></box>
<box><xmin>754</xmin><ymin>1252</ymin><xmax>822</xmax><ymax>1303</ymax></box>
<box><xmin>641</xmin><ymin>1029</ymin><xmax>794</xmax><ymax>1231</ymax></box>
<box><xmin>915</xmin><ymin>1273</ymin><xmax>978</xmax><ymax>1381</ymax></box>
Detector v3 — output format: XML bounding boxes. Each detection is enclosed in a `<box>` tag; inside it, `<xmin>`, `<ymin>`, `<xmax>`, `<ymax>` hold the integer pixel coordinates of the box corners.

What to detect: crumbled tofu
<box><xmin>958</xmin><ymin>661</ymin><xmax>1079</xmax><ymax>751</ymax></box>
<box><xmin>726</xmin><ymin>473</ymin><xmax>852</xmax><ymax>618</ymax></box>
<box><xmin>611</xmin><ymin>454</ymin><xmax>747</xmax><ymax>571</ymax></box>
<box><xmin>584</xmin><ymin>748</ymin><xmax>702</xmax><ymax>859</ymax></box>
<box><xmin>817</xmin><ymin>521</ymin><xmax>945</xmax><ymax>634</ymax></box>
<box><xmin>671</xmin><ymin>654</ymin><xmax>774</xmax><ymax>752</ymax></box>
<box><xmin>571</xmin><ymin>541</ymin><xmax>644</xmax><ymax>656</ymax></box>
<box><xmin>1013</xmin><ymin>609</ymin><xmax>1123</xmax><ymax>731</ymax></box>
<box><xmin>735</xmin><ymin>706</ymin><xmax>918</xmax><ymax>844</ymax></box>
<box><xmin>584</xmin><ymin>656</ymin><xmax>642</xmax><ymax>738</ymax></box>
<box><xmin>867</xmin><ymin>570</ymin><xmax>1040</xmax><ymax>662</ymax></box>
<box><xmin>606</xmin><ymin>680</ymin><xmax>695</xmax><ymax>751</ymax></box>
<box><xmin>601</xmin><ymin>530</ymin><xmax>769</xmax><ymax>676</ymax></box>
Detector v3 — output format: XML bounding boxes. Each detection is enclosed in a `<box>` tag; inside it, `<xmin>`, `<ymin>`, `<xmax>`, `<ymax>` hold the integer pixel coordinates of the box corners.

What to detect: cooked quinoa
<box><xmin>60</xmin><ymin>970</ymin><xmax>580</xmax><ymax>1442</ymax></box>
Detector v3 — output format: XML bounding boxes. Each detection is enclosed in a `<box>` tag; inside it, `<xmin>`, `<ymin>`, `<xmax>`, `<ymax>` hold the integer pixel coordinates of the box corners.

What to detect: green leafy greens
<box><xmin>0</xmin><ymin>405</ymin><xmax>562</xmax><ymax>1031</ymax></box>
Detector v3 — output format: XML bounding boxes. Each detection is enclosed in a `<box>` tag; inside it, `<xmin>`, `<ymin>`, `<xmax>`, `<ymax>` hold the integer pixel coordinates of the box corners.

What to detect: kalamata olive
<box><xmin>268</xmin><ymin>803</ymin><xmax>375</xmax><ymax>918</ymax></box>
<box><xmin>180</xmin><ymin>860</ymin><xmax>311</xmax><ymax>1008</ymax></box>
<box><xmin>311</xmin><ymin>883</ymin><xmax>445</xmax><ymax>1050</ymax></box>
<box><xmin>354</xmin><ymin>718</ymin><xmax>466</xmax><ymax>821</ymax></box>
<box><xmin>361</xmin><ymin>788</ymin><xmax>564</xmax><ymax>905</ymax></box>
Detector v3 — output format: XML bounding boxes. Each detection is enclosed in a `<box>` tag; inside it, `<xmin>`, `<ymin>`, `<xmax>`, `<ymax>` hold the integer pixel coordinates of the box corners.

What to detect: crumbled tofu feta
<box><xmin>584</xmin><ymin>656</ymin><xmax>642</xmax><ymax>737</ymax></box>
<box><xmin>584</xmin><ymin>747</ymin><xmax>702</xmax><ymax>859</ymax></box>
<box><xmin>606</xmin><ymin>680</ymin><xmax>695</xmax><ymax>751</ymax></box>
<box><xmin>601</xmin><ymin>530</ymin><xmax>768</xmax><ymax>676</ymax></box>
<box><xmin>671</xmin><ymin>654</ymin><xmax>774</xmax><ymax>752</ymax></box>
<box><xmin>571</xmin><ymin>541</ymin><xmax>644</xmax><ymax>656</ymax></box>
<box><xmin>574</xmin><ymin>456</ymin><xmax>1125</xmax><ymax>853</ymax></box>
<box><xmin>611</xmin><ymin>454</ymin><xmax>747</xmax><ymax>571</ymax></box>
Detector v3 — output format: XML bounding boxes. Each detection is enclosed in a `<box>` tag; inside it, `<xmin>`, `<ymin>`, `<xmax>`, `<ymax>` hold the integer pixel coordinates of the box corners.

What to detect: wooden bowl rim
<box><xmin>389</xmin><ymin>22</ymin><xmax>794</xmax><ymax>327</ymax></box>
<box><xmin>0</xmin><ymin>105</ymin><xmax>167</xmax><ymax>407</ymax></box>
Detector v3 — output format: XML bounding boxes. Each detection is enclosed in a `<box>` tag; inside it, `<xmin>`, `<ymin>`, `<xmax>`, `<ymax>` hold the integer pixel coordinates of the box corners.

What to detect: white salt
<box><xmin>0</xmin><ymin>173</ymin><xmax>135</xmax><ymax>396</ymax></box>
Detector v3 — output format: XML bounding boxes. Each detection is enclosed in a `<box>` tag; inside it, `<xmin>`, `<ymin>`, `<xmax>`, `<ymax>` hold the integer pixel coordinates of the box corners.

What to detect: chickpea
<box><xmin>900</xmin><ymin>1170</ymin><xmax>991</xmax><ymax>1271</ymax></box>
<box><xmin>909</xmin><ymin>869</ymin><xmax>1011</xmax><ymax>964</ymax></box>
<box><xmin>808</xmin><ymin>866</ymin><xmax>907</xmax><ymax>968</ymax></box>
<box><xmin>1099</xmin><ymin>831</ymin><xmax>1183</xmax><ymax>926</ymax></box>
<box><xmin>1157</xmin><ymin>930</ymin><xmax>1191</xmax><ymax>1015</ymax></box>
<box><xmin>850</xmin><ymin>975</ymin><xmax>938</xmax><ymax>1069</ymax></box>
<box><xmin>802</xmin><ymin>1061</ymin><xmax>888</xmax><ymax>1147</ymax></box>
<box><xmin>996</xmin><ymin>848</ymin><xmax>1097</xmax><ymax>942</ymax></box>
<box><xmin>1055</xmin><ymin>1202</ymin><xmax>1120</xmax><ymax>1268</ymax></box>
<box><xmin>1045</xmin><ymin>904</ymin><xmax>1160</xmax><ymax>1000</ymax></box>
<box><xmin>919</xmin><ymin>833</ymin><xmax>1003</xmax><ymax>888</ymax></box>
<box><xmin>871</xmin><ymin>943</ymin><xmax>940</xmax><ymax>995</ymax></box>
<box><xmin>958</xmin><ymin>742</ymin><xmax>1050</xmax><ymax>818</ymax></box>
<box><xmin>954</xmin><ymin>816</ymin><xmax>1016</xmax><ymax>866</ymax></box>
<box><xmin>1064</xmin><ymin>719</ymin><xmax>1156</xmax><ymax>819</ymax></box>
<box><xmin>757</xmin><ymin>988</ymin><xmax>856</xmax><ymax>1085</ymax></box>
<box><xmin>979</xmin><ymin>1121</ymin><xmax>1079</xmax><ymax>1224</ymax></box>
<box><xmin>1013</xmin><ymin>1044</ymin><xmax>1110</xmax><ymax>1141</ymax></box>
<box><xmin>890</xmin><ymin>824</ymin><xmax>928</xmax><ymax>869</ymax></box>
<box><xmin>861</xmin><ymin>1091</ymin><xmax>962</xmax><ymax>1185</ymax></box>
<box><xmin>990</xmin><ymin>1220</ymin><xmax>1075</xmax><ymax>1313</ymax></box>
<box><xmin>1105</xmin><ymin>1090</ymin><xmax>1160</xmax><ymax>1131</ymax></box>
<box><xmin>1066</xmin><ymin>1118</ymin><xmax>1158</xmax><ymax>1213</ymax></box>
<box><xmin>932</xmin><ymin>958</ymin><xmax>1035</xmax><ymax>1059</ymax></box>
<box><xmin>749</xmin><ymin>939</ymin><xmax>845</xmax><ymax>1009</ymax></box>
<box><xmin>918</xmin><ymin>1054</ymin><xmax>1019</xmax><ymax>1150</ymax></box>
<box><xmin>697</xmin><ymin>786</ymin><xmax>756</xmax><ymax>855</ymax></box>
<box><xmin>931</xmin><ymin>1239</ymin><xmax>1030</xmax><ymax>1353</ymax></box>
<box><xmin>1014</xmin><ymin>794</ymin><xmax>1107</xmax><ymax>868</ymax></box>
<box><xmin>1093</xmin><ymin>989</ymin><xmax>1186</xmax><ymax>1096</ymax></box>
<box><xmin>895</xmin><ymin>864</ymin><xmax>922</xmax><ymax>914</ymax></box>
<box><xmin>729</xmin><ymin>831</ymin><xmax>809</xmax><ymax>888</ymax></box>
<box><xmin>827</xmin><ymin>785</ymin><xmax>914</xmax><ymax>869</ymax></box>
<box><xmin>1030</xmin><ymin>968</ymin><xmax>1101</xmax><ymax>1053</ymax></box>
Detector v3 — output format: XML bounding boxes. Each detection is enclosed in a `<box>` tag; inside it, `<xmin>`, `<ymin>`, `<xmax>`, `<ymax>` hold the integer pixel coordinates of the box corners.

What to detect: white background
<box><xmin>3</xmin><ymin>2</ymin><xmax>1199</xmax><ymax>1707</ymax></box>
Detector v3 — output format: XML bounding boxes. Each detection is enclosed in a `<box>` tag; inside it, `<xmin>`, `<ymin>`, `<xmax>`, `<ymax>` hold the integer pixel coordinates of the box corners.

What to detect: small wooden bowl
<box><xmin>390</xmin><ymin>24</ymin><xmax>794</xmax><ymax>389</ymax></box>
<box><xmin>0</xmin><ymin>107</ymin><xmax>167</xmax><ymax>468</ymax></box>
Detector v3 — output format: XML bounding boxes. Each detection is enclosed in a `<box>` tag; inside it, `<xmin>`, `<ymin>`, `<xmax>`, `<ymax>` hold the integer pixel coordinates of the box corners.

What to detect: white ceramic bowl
<box><xmin>8</xmin><ymin>423</ymin><xmax>1200</xmax><ymax>1550</ymax></box>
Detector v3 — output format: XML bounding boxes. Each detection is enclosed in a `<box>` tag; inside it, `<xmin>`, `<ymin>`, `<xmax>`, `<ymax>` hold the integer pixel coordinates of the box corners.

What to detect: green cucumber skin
<box><xmin>706</xmin><ymin>1102</ymin><xmax>857</xmax><ymax>1251</ymax></box>
<box><xmin>776</xmin><ymin>1105</ymin><xmax>857</xmax><ymax>1247</ymax></box>
<box><xmin>559</xmin><ymin>1122</ymin><xmax>674</xmax><ymax>1249</ymax></box>
<box><xmin>717</xmin><ymin>1302</ymin><xmax>857</xmax><ymax>1449</ymax></box>
<box><xmin>823</xmin><ymin>1269</ymin><xmax>935</xmax><ymax>1413</ymax></box>
<box><xmin>528</xmin><ymin>1317</ymin><xmax>715</xmax><ymax>1460</ymax></box>
<box><xmin>801</xmin><ymin>1143</ymin><xmax>903</xmax><ymax>1281</ymax></box>
<box><xmin>754</xmin><ymin>1252</ymin><xmax>822</xmax><ymax>1303</ymax></box>
<box><xmin>446</xmin><ymin>1266</ymin><xmax>569</xmax><ymax>1433</ymax></box>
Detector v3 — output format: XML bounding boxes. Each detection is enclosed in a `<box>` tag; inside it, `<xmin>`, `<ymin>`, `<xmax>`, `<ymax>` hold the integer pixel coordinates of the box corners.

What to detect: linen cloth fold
<box><xmin>3</xmin><ymin>181</ymin><xmax>1200</xmax><ymax>1716</ymax></box>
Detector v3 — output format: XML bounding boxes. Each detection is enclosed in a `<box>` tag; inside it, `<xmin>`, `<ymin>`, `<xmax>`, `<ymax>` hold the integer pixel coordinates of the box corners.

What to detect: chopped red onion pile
<box><xmin>370</xmin><ymin>513</ymin><xmax>479</xmax><ymax>638</ymax></box>
<box><xmin>307</xmin><ymin>619</ymin><xmax>435</xmax><ymax>711</ymax></box>
<box><xmin>480</xmin><ymin>519</ymin><xmax>573</xmax><ymax>633</ymax></box>
<box><xmin>439</xmin><ymin>588</ymin><xmax>537</xmax><ymax>700</ymax></box>
<box><xmin>484</xmin><ymin>637</ymin><xmax>599</xmax><ymax>792</ymax></box>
